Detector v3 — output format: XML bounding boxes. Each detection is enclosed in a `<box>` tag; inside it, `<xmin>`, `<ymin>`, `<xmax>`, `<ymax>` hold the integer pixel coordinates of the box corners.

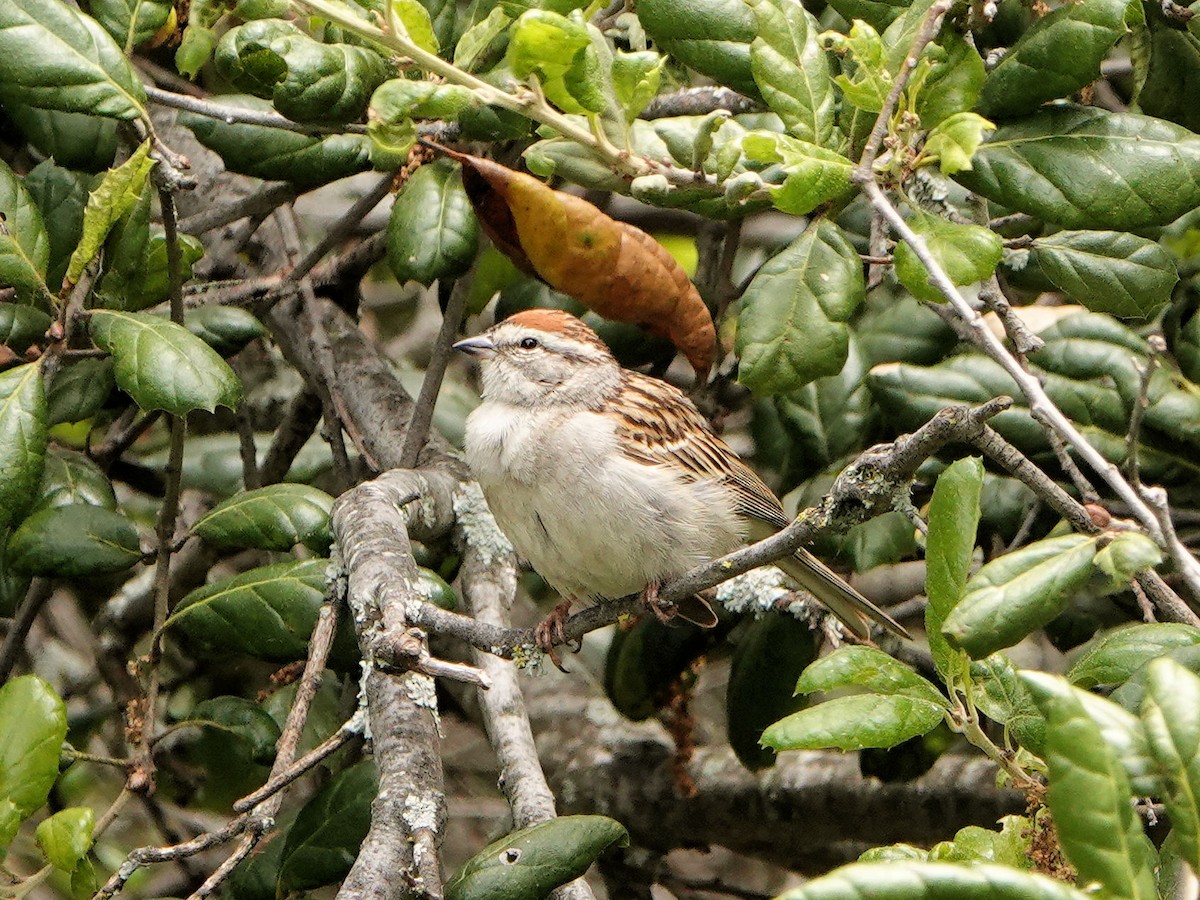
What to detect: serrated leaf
<box><xmin>1141</xmin><ymin>658</ymin><xmax>1200</xmax><ymax>868</ymax></box>
<box><xmin>795</xmin><ymin>646</ymin><xmax>947</xmax><ymax>708</ymax></box>
<box><xmin>387</xmin><ymin>159</ymin><xmax>479</xmax><ymax>286</ymax></box>
<box><xmin>736</xmin><ymin>219</ymin><xmax>864</xmax><ymax>396</ymax></box>
<box><xmin>34</xmin><ymin>448</ymin><xmax>117</xmax><ymax>512</ymax></box>
<box><xmin>942</xmin><ymin>535</ymin><xmax>1098</xmax><ymax>659</ymax></box>
<box><xmin>0</xmin><ymin>675</ymin><xmax>68</xmax><ymax>851</ymax></box>
<box><xmin>776</xmin><ymin>861</ymin><xmax>1090</xmax><ymax>899</ymax></box>
<box><xmin>277</xmin><ymin>760</ymin><xmax>377</xmax><ymax>892</ymax></box>
<box><xmin>65</xmin><ymin>141</ymin><xmax>154</xmax><ymax>288</ymax></box>
<box><xmin>181</xmin><ymin>697</ymin><xmax>282</xmax><ymax>765</ymax></box>
<box><xmin>46</xmin><ymin>358</ymin><xmax>115</xmax><ymax>426</ymax></box>
<box><xmin>956</xmin><ymin>105</ymin><xmax>1200</xmax><ymax>230</ymax></box>
<box><xmin>925</xmin><ymin>456</ymin><xmax>983</xmax><ymax>677</ymax></box>
<box><xmin>761</xmin><ymin>694</ymin><xmax>944</xmax><ymax>751</ymax></box>
<box><xmin>1022</xmin><ymin>672</ymin><xmax>1158</xmax><ymax>899</ymax></box>
<box><xmin>1032</xmin><ymin>230</ymin><xmax>1178</xmax><ymax>320</ymax></box>
<box><xmin>184</xmin><ymin>306</ymin><xmax>266</xmax><ymax>357</ymax></box>
<box><xmin>0</xmin><ymin>363</ymin><xmax>48</xmax><ymax>532</ymax></box>
<box><xmin>748</xmin><ymin>0</ymin><xmax>835</xmax><ymax>145</ymax></box>
<box><xmin>165</xmin><ymin>559</ymin><xmax>330</xmax><ymax>661</ymax></box>
<box><xmin>193</xmin><ymin>484</ymin><xmax>334</xmax><ymax>553</ymax></box>
<box><xmin>893</xmin><ymin>210</ymin><xmax>1003</xmax><ymax>303</ymax></box>
<box><xmin>445</xmin><ymin>816</ymin><xmax>629</xmax><ymax>900</ymax></box>
<box><xmin>88</xmin><ymin>309</ymin><xmax>243</xmax><ymax>415</ymax></box>
<box><xmin>35</xmin><ymin>807</ymin><xmax>94</xmax><ymax>873</ymax></box>
<box><xmin>741</xmin><ymin>132</ymin><xmax>854</xmax><ymax>216</ymax></box>
<box><xmin>0</xmin><ymin>0</ymin><xmax>147</xmax><ymax>121</ymax></box>
<box><xmin>922</xmin><ymin>112</ymin><xmax>994</xmax><ymax>175</ymax></box>
<box><xmin>7</xmin><ymin>503</ymin><xmax>141</xmax><ymax>576</ymax></box>
<box><xmin>0</xmin><ymin>158</ymin><xmax>50</xmax><ymax>304</ymax></box>
<box><xmin>1068</xmin><ymin>623</ymin><xmax>1200</xmax><ymax>689</ymax></box>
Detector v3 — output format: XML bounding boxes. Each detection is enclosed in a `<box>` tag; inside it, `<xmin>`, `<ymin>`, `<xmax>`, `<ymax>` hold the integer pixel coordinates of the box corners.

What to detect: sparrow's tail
<box><xmin>776</xmin><ymin>549</ymin><xmax>911</xmax><ymax>640</ymax></box>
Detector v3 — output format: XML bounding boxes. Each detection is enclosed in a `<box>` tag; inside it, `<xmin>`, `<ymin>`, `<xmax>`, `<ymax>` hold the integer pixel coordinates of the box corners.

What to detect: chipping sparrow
<box><xmin>454</xmin><ymin>309</ymin><xmax>908</xmax><ymax>660</ymax></box>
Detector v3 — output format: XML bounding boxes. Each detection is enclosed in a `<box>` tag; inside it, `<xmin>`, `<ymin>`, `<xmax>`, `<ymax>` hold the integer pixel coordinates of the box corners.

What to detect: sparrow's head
<box><xmin>453</xmin><ymin>309</ymin><xmax>621</xmax><ymax>407</ymax></box>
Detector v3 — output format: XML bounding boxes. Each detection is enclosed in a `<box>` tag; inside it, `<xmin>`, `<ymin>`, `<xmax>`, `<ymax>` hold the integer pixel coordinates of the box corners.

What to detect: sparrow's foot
<box><xmin>534</xmin><ymin>599</ymin><xmax>575</xmax><ymax>672</ymax></box>
<box><xmin>642</xmin><ymin>580</ymin><xmax>675</xmax><ymax>624</ymax></box>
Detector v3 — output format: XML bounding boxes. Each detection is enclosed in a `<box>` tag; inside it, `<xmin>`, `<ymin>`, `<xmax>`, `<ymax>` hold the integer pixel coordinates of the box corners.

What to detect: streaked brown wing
<box><xmin>610</xmin><ymin>372</ymin><xmax>791</xmax><ymax>530</ymax></box>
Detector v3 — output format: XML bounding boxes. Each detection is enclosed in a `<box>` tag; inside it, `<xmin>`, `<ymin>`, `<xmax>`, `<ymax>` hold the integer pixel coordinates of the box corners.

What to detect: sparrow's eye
<box><xmin>518</xmin><ymin>337</ymin><xmax>540</xmax><ymax>350</ymax></box>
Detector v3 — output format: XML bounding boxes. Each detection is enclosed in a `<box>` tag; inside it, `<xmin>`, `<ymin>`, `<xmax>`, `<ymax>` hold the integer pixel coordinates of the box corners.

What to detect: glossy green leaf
<box><xmin>1141</xmin><ymin>658</ymin><xmax>1200</xmax><ymax>867</ymax></box>
<box><xmin>737</xmin><ymin>219</ymin><xmax>864</xmax><ymax>396</ymax></box>
<box><xmin>976</xmin><ymin>0</ymin><xmax>1133</xmax><ymax>119</ymax></box>
<box><xmin>1022</xmin><ymin>672</ymin><xmax>1158</xmax><ymax>899</ymax></box>
<box><xmin>1111</xmin><ymin>644</ymin><xmax>1200</xmax><ymax>715</ymax></box>
<box><xmin>0</xmin><ymin>304</ymin><xmax>51</xmax><ymax>352</ymax></box>
<box><xmin>1069</xmin><ymin>684</ymin><xmax>1160</xmax><ymax>796</ymax></box>
<box><xmin>942</xmin><ymin>535</ymin><xmax>1097</xmax><ymax>658</ymax></box>
<box><xmin>1032</xmin><ymin>230</ymin><xmax>1178</xmax><ymax>320</ymax></box>
<box><xmin>0</xmin><ymin>158</ymin><xmax>50</xmax><ymax>304</ymax></box>
<box><xmin>893</xmin><ymin>211</ymin><xmax>1003</xmax><ymax>303</ymax></box>
<box><xmin>176</xmin><ymin>22</ymin><xmax>218</xmax><ymax>79</ymax></box>
<box><xmin>611</xmin><ymin>51</ymin><xmax>665</xmax><ymax>120</ymax></box>
<box><xmin>795</xmin><ymin>646</ymin><xmax>948</xmax><ymax>707</ymax></box>
<box><xmin>0</xmin><ymin>532</ymin><xmax>31</xmax><ymax>619</ymax></box>
<box><xmin>23</xmin><ymin>160</ymin><xmax>89</xmax><ymax>294</ymax></box>
<box><xmin>65</xmin><ymin>141</ymin><xmax>154</xmax><ymax>287</ymax></box>
<box><xmin>969</xmin><ymin>655</ymin><xmax>1046</xmax><ymax>753</ymax></box>
<box><xmin>180</xmin><ymin>96</ymin><xmax>372</xmax><ymax>189</ymax></box>
<box><xmin>636</xmin><ymin>0</ymin><xmax>760</xmax><ymax>98</ymax></box>
<box><xmin>921</xmin><ymin>112</ymin><xmax>994</xmax><ymax>175</ymax></box>
<box><xmin>193</xmin><ymin>484</ymin><xmax>334</xmax><ymax>553</ymax></box>
<box><xmin>605</xmin><ymin>615</ymin><xmax>723</xmax><ymax>721</ymax></box>
<box><xmin>837</xmin><ymin>509</ymin><xmax>918</xmax><ymax>572</ymax></box>
<box><xmin>387</xmin><ymin>159</ymin><xmax>479</xmax><ymax>286</ymax></box>
<box><xmin>453</xmin><ymin>6</ymin><xmax>510</xmax><ymax>72</ymax></box>
<box><xmin>926</xmin><ymin>817</ymin><xmax>1033</xmax><ymax>868</ymax></box>
<box><xmin>741</xmin><ymin>132</ymin><xmax>854</xmax><ymax>216</ymax></box>
<box><xmin>445</xmin><ymin>815</ymin><xmax>629</xmax><ymax>900</ymax></box>
<box><xmin>277</xmin><ymin>760</ymin><xmax>378</xmax><ymax>892</ymax></box>
<box><xmin>825</xmin><ymin>21</ymin><xmax>890</xmax><ymax>114</ymax></box>
<box><xmin>761</xmin><ymin>694</ymin><xmax>944</xmax><ymax>751</ymax></box>
<box><xmin>726</xmin><ymin>613</ymin><xmax>818</xmax><ymax>770</ymax></box>
<box><xmin>3</xmin><ymin>105</ymin><xmax>118</xmax><ymax>173</ymax></box>
<box><xmin>0</xmin><ymin>676</ymin><xmax>67</xmax><ymax>851</ymax></box>
<box><xmin>7</xmin><ymin>504</ymin><xmax>141</xmax><ymax>576</ymax></box>
<box><xmin>748</xmin><ymin>0</ymin><xmax>835</xmax><ymax>145</ymax></box>
<box><xmin>46</xmin><ymin>358</ymin><xmax>115</xmax><ymax>426</ymax></box>
<box><xmin>0</xmin><ymin>363</ymin><xmax>48</xmax><ymax>532</ymax></box>
<box><xmin>925</xmin><ymin>456</ymin><xmax>983</xmax><ymax>677</ymax></box>
<box><xmin>34</xmin><ymin>449</ymin><xmax>117</xmax><ymax>512</ymax></box>
<box><xmin>1135</xmin><ymin>8</ymin><xmax>1200</xmax><ymax>133</ymax></box>
<box><xmin>915</xmin><ymin>32</ymin><xmax>986</xmax><ymax>128</ymax></box>
<box><xmin>184</xmin><ymin>306</ymin><xmax>266</xmax><ymax>357</ymax></box>
<box><xmin>89</xmin><ymin>309</ymin><xmax>243</xmax><ymax>416</ymax></box>
<box><xmin>507</xmin><ymin>10</ymin><xmax>607</xmax><ymax>115</ymax></box>
<box><xmin>182</xmin><ymin>697</ymin><xmax>282</xmax><ymax>765</ymax></box>
<box><xmin>165</xmin><ymin>559</ymin><xmax>330</xmax><ymax>661</ymax></box>
<box><xmin>91</xmin><ymin>0</ymin><xmax>173</xmax><ymax>52</ymax></box>
<box><xmin>1092</xmin><ymin>532</ymin><xmax>1162</xmax><ymax>587</ymax></box>
<box><xmin>35</xmin><ymin>807</ymin><xmax>94</xmax><ymax>873</ymax></box>
<box><xmin>0</xmin><ymin>0</ymin><xmax>147</xmax><ymax>120</ymax></box>
<box><xmin>776</xmin><ymin>861</ymin><xmax>1090</xmax><ymax>899</ymax></box>
<box><xmin>370</xmin><ymin>79</ymin><xmax>476</xmax><ymax>123</ymax></box>
<box><xmin>1068</xmin><ymin>623</ymin><xmax>1200</xmax><ymax>689</ymax></box>
<box><xmin>956</xmin><ymin>105</ymin><xmax>1200</xmax><ymax>230</ymax></box>
<box><xmin>391</xmin><ymin>0</ymin><xmax>439</xmax><ymax>52</ymax></box>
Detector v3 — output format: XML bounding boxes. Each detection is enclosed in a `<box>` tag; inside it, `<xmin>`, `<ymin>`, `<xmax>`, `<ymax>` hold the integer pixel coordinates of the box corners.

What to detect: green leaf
<box><xmin>1068</xmin><ymin>623</ymin><xmax>1200</xmax><ymax>689</ymax></box>
<box><xmin>7</xmin><ymin>504</ymin><xmax>141</xmax><ymax>576</ymax></box>
<box><xmin>34</xmin><ymin>448</ymin><xmax>117</xmax><ymax>512</ymax></box>
<box><xmin>91</xmin><ymin>0</ymin><xmax>173</xmax><ymax>53</ymax></box>
<box><xmin>636</xmin><ymin>0</ymin><xmax>760</xmax><ymax>98</ymax></box>
<box><xmin>1022</xmin><ymin>672</ymin><xmax>1158</xmax><ymax>899</ymax></box>
<box><xmin>775</xmin><ymin>861</ymin><xmax>1091</xmax><ymax>899</ymax></box>
<box><xmin>0</xmin><ymin>675</ymin><xmax>68</xmax><ymax>851</ymax></box>
<box><xmin>453</xmin><ymin>6</ymin><xmax>509</xmax><ymax>71</ymax></box>
<box><xmin>24</xmin><ymin>160</ymin><xmax>89</xmax><ymax>294</ymax></box>
<box><xmin>277</xmin><ymin>760</ymin><xmax>378</xmax><ymax>892</ymax></box>
<box><xmin>740</xmin><ymin>132</ymin><xmax>854</xmax><ymax>216</ymax></box>
<box><xmin>942</xmin><ymin>535</ymin><xmax>1097</xmax><ymax>658</ymax></box>
<box><xmin>507</xmin><ymin>10</ymin><xmax>607</xmax><ymax>115</ymax></box>
<box><xmin>1135</xmin><ymin>8</ymin><xmax>1200</xmax><ymax>134</ymax></box>
<box><xmin>925</xmin><ymin>456</ymin><xmax>983</xmax><ymax>678</ymax></box>
<box><xmin>0</xmin><ymin>363</ymin><xmax>48</xmax><ymax>532</ymax></box>
<box><xmin>1141</xmin><ymin>658</ymin><xmax>1200</xmax><ymax>867</ymax></box>
<box><xmin>180</xmin><ymin>95</ymin><xmax>372</xmax><ymax>189</ymax></box>
<box><xmin>3</xmin><ymin>105</ymin><xmax>118</xmax><ymax>173</ymax></box>
<box><xmin>747</xmin><ymin>0</ymin><xmax>835</xmax><ymax>145</ymax></box>
<box><xmin>1092</xmin><ymin>532</ymin><xmax>1162</xmax><ymax>587</ymax></box>
<box><xmin>183</xmin><ymin>306</ymin><xmax>266</xmax><ymax>357</ymax></box>
<box><xmin>915</xmin><ymin>32</ymin><xmax>986</xmax><ymax>128</ymax></box>
<box><xmin>176</xmin><ymin>23</ymin><xmax>218</xmax><ymax>79</ymax></box>
<box><xmin>193</xmin><ymin>484</ymin><xmax>334</xmax><ymax>553</ymax></box>
<box><xmin>893</xmin><ymin>210</ymin><xmax>1003</xmax><ymax>303</ymax></box>
<box><xmin>976</xmin><ymin>0</ymin><xmax>1133</xmax><ymax>120</ymax></box>
<box><xmin>824</xmin><ymin>21</ymin><xmax>891</xmax><ymax>114</ymax></box>
<box><xmin>370</xmin><ymin>79</ymin><xmax>476</xmax><ymax>123</ymax></box>
<box><xmin>0</xmin><ymin>303</ymin><xmax>51</xmax><ymax>351</ymax></box>
<box><xmin>181</xmin><ymin>697</ymin><xmax>282</xmax><ymax>765</ymax></box>
<box><xmin>726</xmin><ymin>612</ymin><xmax>818</xmax><ymax>770</ymax></box>
<box><xmin>922</xmin><ymin>112</ymin><xmax>995</xmax><ymax>175</ymax></box>
<box><xmin>736</xmin><ymin>219</ymin><xmax>864</xmax><ymax>396</ymax></box>
<box><xmin>837</xmin><ymin>510</ymin><xmax>918</xmax><ymax>572</ymax></box>
<box><xmin>35</xmin><ymin>807</ymin><xmax>94</xmax><ymax>873</ymax></box>
<box><xmin>0</xmin><ymin>158</ymin><xmax>50</xmax><ymax>304</ymax></box>
<box><xmin>88</xmin><ymin>309</ymin><xmax>243</xmax><ymax>416</ymax></box>
<box><xmin>65</xmin><ymin>141</ymin><xmax>154</xmax><ymax>287</ymax></box>
<box><xmin>0</xmin><ymin>0</ymin><xmax>147</xmax><ymax>121</ymax></box>
<box><xmin>795</xmin><ymin>646</ymin><xmax>948</xmax><ymax>707</ymax></box>
<box><xmin>165</xmin><ymin>559</ymin><xmax>330</xmax><ymax>661</ymax></box>
<box><xmin>761</xmin><ymin>694</ymin><xmax>944</xmax><ymax>751</ymax></box>
<box><xmin>390</xmin><ymin>0</ymin><xmax>440</xmax><ymax>53</ymax></box>
<box><xmin>969</xmin><ymin>655</ymin><xmax>1046</xmax><ymax>753</ymax></box>
<box><xmin>956</xmin><ymin>105</ymin><xmax>1200</xmax><ymax>230</ymax></box>
<box><xmin>928</xmin><ymin>817</ymin><xmax>1032</xmax><ymax>868</ymax></box>
<box><xmin>387</xmin><ymin>159</ymin><xmax>479</xmax><ymax>286</ymax></box>
<box><xmin>611</xmin><ymin>51</ymin><xmax>665</xmax><ymax>121</ymax></box>
<box><xmin>0</xmin><ymin>532</ymin><xmax>31</xmax><ymax>619</ymax></box>
<box><xmin>46</xmin><ymin>358</ymin><xmax>115</xmax><ymax>426</ymax></box>
<box><xmin>605</xmin><ymin>615</ymin><xmax>722</xmax><ymax>721</ymax></box>
<box><xmin>445</xmin><ymin>816</ymin><xmax>629</xmax><ymax>900</ymax></box>
<box><xmin>1031</xmin><ymin>230</ymin><xmax>1179</xmax><ymax>320</ymax></box>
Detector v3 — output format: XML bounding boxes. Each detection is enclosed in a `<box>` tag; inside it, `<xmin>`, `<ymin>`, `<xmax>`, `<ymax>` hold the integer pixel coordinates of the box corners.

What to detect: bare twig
<box><xmin>1126</xmin><ymin>335</ymin><xmax>1165</xmax><ymax>489</ymax></box>
<box><xmin>284</xmin><ymin>173</ymin><xmax>395</xmax><ymax>286</ymax></box>
<box><xmin>179</xmin><ymin>183</ymin><xmax>298</xmax><ymax>234</ymax></box>
<box><xmin>145</xmin><ymin>85</ymin><xmax>369</xmax><ymax>135</ymax></box>
<box><xmin>0</xmin><ymin>579</ymin><xmax>53</xmax><ymax>683</ymax></box>
<box><xmin>259</xmin><ymin>386</ymin><xmax>324</xmax><ymax>485</ymax></box>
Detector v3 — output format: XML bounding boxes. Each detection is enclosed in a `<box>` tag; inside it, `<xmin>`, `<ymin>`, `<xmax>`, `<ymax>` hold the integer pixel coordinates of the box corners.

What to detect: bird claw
<box><xmin>534</xmin><ymin>599</ymin><xmax>577</xmax><ymax>672</ymax></box>
<box><xmin>641</xmin><ymin>581</ymin><xmax>675</xmax><ymax>624</ymax></box>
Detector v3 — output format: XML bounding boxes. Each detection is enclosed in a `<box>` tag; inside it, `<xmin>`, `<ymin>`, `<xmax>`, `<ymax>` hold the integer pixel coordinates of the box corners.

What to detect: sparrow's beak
<box><xmin>452</xmin><ymin>334</ymin><xmax>496</xmax><ymax>358</ymax></box>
